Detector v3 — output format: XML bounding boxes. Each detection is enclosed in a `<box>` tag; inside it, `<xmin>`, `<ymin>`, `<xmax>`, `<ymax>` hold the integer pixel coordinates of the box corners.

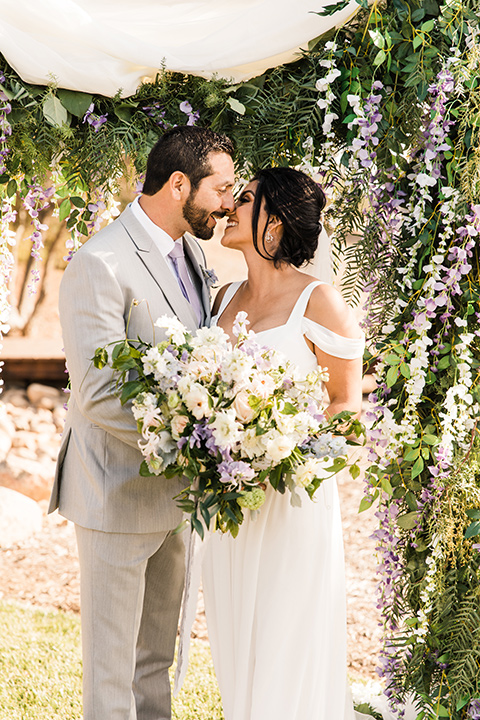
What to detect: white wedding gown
<box><xmin>202</xmin><ymin>280</ymin><xmax>368</xmax><ymax>720</ymax></box>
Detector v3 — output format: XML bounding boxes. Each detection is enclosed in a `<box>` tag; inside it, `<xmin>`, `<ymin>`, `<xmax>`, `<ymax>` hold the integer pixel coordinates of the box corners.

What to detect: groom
<box><xmin>48</xmin><ymin>125</ymin><xmax>235</xmax><ymax>720</ymax></box>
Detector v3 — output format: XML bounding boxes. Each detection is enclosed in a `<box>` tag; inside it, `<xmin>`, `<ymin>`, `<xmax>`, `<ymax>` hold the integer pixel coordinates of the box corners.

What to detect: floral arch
<box><xmin>1</xmin><ymin>0</ymin><xmax>479</xmax><ymax>717</ymax></box>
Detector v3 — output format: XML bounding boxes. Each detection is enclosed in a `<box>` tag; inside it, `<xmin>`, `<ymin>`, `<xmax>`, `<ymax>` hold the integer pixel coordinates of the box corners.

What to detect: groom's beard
<box><xmin>183</xmin><ymin>193</ymin><xmax>225</xmax><ymax>240</ymax></box>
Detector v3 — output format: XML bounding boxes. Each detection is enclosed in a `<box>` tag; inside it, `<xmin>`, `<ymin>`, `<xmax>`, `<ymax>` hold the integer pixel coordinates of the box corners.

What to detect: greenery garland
<box><xmin>1</xmin><ymin>1</ymin><xmax>480</xmax><ymax>716</ymax></box>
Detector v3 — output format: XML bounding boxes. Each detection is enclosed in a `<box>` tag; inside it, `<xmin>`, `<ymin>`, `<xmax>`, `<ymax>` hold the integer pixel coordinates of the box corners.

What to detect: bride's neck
<box><xmin>243</xmin><ymin>254</ymin><xmax>297</xmax><ymax>296</ymax></box>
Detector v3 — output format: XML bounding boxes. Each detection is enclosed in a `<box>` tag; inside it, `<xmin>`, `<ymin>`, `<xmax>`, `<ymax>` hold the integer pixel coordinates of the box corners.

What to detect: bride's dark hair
<box><xmin>250</xmin><ymin>167</ymin><xmax>326</xmax><ymax>267</ymax></box>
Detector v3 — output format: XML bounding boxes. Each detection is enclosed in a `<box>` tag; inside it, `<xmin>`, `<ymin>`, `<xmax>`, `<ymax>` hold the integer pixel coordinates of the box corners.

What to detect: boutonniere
<box><xmin>201</xmin><ymin>266</ymin><xmax>219</xmax><ymax>289</ymax></box>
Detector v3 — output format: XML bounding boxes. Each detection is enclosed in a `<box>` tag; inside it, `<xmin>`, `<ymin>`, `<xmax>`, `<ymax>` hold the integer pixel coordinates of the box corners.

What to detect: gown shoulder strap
<box><xmin>215</xmin><ymin>281</ymin><xmax>244</xmax><ymax>319</ymax></box>
<box><xmin>286</xmin><ymin>281</ymin><xmax>324</xmax><ymax>326</ymax></box>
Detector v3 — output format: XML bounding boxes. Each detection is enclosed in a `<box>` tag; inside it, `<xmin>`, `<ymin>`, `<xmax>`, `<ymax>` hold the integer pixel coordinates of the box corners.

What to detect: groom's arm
<box><xmin>60</xmin><ymin>245</ymin><xmax>142</xmax><ymax>451</ymax></box>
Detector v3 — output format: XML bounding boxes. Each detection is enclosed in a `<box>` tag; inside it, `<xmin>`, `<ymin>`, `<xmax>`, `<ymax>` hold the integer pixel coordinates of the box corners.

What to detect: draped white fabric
<box><xmin>0</xmin><ymin>0</ymin><xmax>359</xmax><ymax>97</ymax></box>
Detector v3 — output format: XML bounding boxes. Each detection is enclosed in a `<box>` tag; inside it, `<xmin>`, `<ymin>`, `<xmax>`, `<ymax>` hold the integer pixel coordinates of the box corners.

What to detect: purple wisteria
<box><xmin>179</xmin><ymin>100</ymin><xmax>200</xmax><ymax>126</ymax></box>
<box><xmin>142</xmin><ymin>102</ymin><xmax>169</xmax><ymax>128</ymax></box>
<box><xmin>83</xmin><ymin>103</ymin><xmax>108</xmax><ymax>132</ymax></box>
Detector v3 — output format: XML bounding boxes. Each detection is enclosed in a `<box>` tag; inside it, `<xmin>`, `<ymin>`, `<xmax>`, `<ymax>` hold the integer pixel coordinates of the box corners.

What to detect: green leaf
<box><xmin>437</xmin><ymin>355</ymin><xmax>450</xmax><ymax>370</ymax></box>
<box><xmin>92</xmin><ymin>347</ymin><xmax>109</xmax><ymax>369</ymax></box>
<box><xmin>465</xmin><ymin>521</ymin><xmax>480</xmax><ymax>539</ymax></box>
<box><xmin>359</xmin><ymin>494</ymin><xmax>375</xmax><ymax>513</ymax></box>
<box><xmin>411</xmin><ymin>456</ymin><xmax>425</xmax><ymax>479</ymax></box>
<box><xmin>404</xmin><ymin>447</ymin><xmax>420</xmax><ymax>461</ymax></box>
<box><xmin>373</xmin><ymin>49</ymin><xmax>387</xmax><ymax>67</ymax></box>
<box><xmin>399</xmin><ymin>363</ymin><xmax>411</xmax><ymax>379</ymax></box>
<box><xmin>43</xmin><ymin>95</ymin><xmax>69</xmax><ymax>128</ymax></box>
<box><xmin>139</xmin><ymin>460</ymin><xmax>154</xmax><ymax>477</ymax></box>
<box><xmin>381</xmin><ymin>477</ymin><xmax>393</xmax><ymax>495</ymax></box>
<box><xmin>369</xmin><ymin>29</ymin><xmax>385</xmax><ymax>49</ymax></box>
<box><xmin>59</xmin><ymin>199</ymin><xmax>71</xmax><ymax>222</ymax></box>
<box><xmin>421</xmin><ymin>19</ymin><xmax>435</xmax><ymax>32</ymax></box>
<box><xmin>422</xmin><ymin>434</ymin><xmax>438</xmax><ymax>446</ymax></box>
<box><xmin>385</xmin><ymin>353</ymin><xmax>401</xmax><ymax>365</ymax></box>
<box><xmin>350</xmin><ymin>463</ymin><xmax>361</xmax><ymax>480</ymax></box>
<box><xmin>114</xmin><ymin>106</ymin><xmax>134</xmax><ymax>122</ymax></box>
<box><xmin>71</xmin><ymin>196</ymin><xmax>86</xmax><ymax>208</ymax></box>
<box><xmin>57</xmin><ymin>89</ymin><xmax>93</xmax><ymax>117</ymax></box>
<box><xmin>226</xmin><ymin>97</ymin><xmax>246</xmax><ymax>115</ymax></box>
<box><xmin>457</xmin><ymin>696</ymin><xmax>472</xmax><ymax>711</ymax></box>
<box><xmin>191</xmin><ymin>514</ymin><xmax>205</xmax><ymax>540</ymax></box>
<box><xmin>466</xmin><ymin>509</ymin><xmax>480</xmax><ymax>520</ymax></box>
<box><xmin>397</xmin><ymin>511</ymin><xmax>418</xmax><ymax>530</ymax></box>
<box><xmin>6</xmin><ymin>178</ymin><xmax>17</xmax><ymax>197</ymax></box>
<box><xmin>120</xmin><ymin>380</ymin><xmax>144</xmax><ymax>405</ymax></box>
<box><xmin>437</xmin><ymin>706</ymin><xmax>449</xmax><ymax>717</ymax></box>
<box><xmin>386</xmin><ymin>365</ymin><xmax>398</xmax><ymax>387</ymax></box>
<box><xmin>269</xmin><ymin>464</ymin><xmax>283</xmax><ymax>490</ymax></box>
<box><xmin>413</xmin><ymin>34</ymin><xmax>425</xmax><ymax>50</ymax></box>
<box><xmin>77</xmin><ymin>220</ymin><xmax>89</xmax><ymax>236</ymax></box>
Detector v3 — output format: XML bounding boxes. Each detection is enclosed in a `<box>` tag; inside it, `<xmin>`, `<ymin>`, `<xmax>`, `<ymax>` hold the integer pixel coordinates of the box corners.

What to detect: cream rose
<box><xmin>233</xmin><ymin>390</ymin><xmax>256</xmax><ymax>424</ymax></box>
<box><xmin>265</xmin><ymin>434</ymin><xmax>295</xmax><ymax>463</ymax></box>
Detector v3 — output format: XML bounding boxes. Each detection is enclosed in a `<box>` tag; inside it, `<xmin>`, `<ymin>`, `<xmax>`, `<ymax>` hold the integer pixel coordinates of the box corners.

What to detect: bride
<box><xmin>202</xmin><ymin>166</ymin><xmax>368</xmax><ymax>720</ymax></box>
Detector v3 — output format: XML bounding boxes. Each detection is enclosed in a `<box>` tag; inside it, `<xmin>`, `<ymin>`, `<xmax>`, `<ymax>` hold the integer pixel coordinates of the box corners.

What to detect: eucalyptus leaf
<box><xmin>57</xmin><ymin>89</ymin><xmax>93</xmax><ymax>118</ymax></box>
<box><xmin>43</xmin><ymin>95</ymin><xmax>69</xmax><ymax>128</ymax></box>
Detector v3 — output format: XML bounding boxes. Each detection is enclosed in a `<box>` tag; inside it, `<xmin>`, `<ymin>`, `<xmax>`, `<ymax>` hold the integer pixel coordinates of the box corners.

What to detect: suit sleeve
<box><xmin>60</xmin><ymin>248</ymin><xmax>142</xmax><ymax>450</ymax></box>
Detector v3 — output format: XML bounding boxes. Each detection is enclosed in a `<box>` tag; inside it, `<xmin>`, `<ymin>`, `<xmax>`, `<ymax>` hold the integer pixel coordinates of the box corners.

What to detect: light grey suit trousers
<box><xmin>49</xmin><ymin>206</ymin><xmax>211</xmax><ymax>719</ymax></box>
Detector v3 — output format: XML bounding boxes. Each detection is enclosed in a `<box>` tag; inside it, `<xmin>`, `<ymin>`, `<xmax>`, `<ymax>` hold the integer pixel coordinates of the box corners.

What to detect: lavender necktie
<box><xmin>168</xmin><ymin>240</ymin><xmax>203</xmax><ymax>324</ymax></box>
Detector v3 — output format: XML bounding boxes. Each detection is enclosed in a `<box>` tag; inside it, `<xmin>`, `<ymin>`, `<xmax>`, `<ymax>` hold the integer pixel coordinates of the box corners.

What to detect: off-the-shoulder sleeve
<box><xmin>302</xmin><ymin>316</ymin><xmax>365</xmax><ymax>359</ymax></box>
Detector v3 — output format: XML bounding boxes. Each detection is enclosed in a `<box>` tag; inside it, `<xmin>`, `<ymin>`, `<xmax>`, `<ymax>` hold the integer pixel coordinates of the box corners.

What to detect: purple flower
<box><xmin>218</xmin><ymin>459</ymin><xmax>256</xmax><ymax>488</ymax></box>
<box><xmin>83</xmin><ymin>103</ymin><xmax>108</xmax><ymax>132</ymax></box>
<box><xmin>179</xmin><ymin>100</ymin><xmax>200</xmax><ymax>126</ymax></box>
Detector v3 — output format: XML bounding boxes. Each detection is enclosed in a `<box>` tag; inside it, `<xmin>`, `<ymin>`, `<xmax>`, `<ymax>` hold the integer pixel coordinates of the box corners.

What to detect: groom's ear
<box><xmin>169</xmin><ymin>171</ymin><xmax>191</xmax><ymax>201</ymax></box>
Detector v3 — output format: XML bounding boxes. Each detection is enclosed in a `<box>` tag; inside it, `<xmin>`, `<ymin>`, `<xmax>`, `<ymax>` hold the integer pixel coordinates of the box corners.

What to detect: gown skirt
<box><xmin>201</xmin><ymin>280</ymin><xmax>367</xmax><ymax>720</ymax></box>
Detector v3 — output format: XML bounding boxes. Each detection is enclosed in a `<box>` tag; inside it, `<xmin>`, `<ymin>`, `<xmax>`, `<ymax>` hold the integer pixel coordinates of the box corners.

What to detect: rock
<box><xmin>52</xmin><ymin>405</ymin><xmax>67</xmax><ymax>431</ymax></box>
<box><xmin>0</xmin><ymin>486</ymin><xmax>42</xmax><ymax>547</ymax></box>
<box><xmin>26</xmin><ymin>383</ymin><xmax>64</xmax><ymax>410</ymax></box>
<box><xmin>0</xmin><ymin>411</ymin><xmax>15</xmax><ymax>461</ymax></box>
<box><xmin>6</xmin><ymin>404</ymin><xmax>31</xmax><ymax>431</ymax></box>
<box><xmin>1</xmin><ymin>388</ymin><xmax>29</xmax><ymax>408</ymax></box>
<box><xmin>0</xmin><ymin>453</ymin><xmax>56</xmax><ymax>501</ymax></box>
<box><xmin>11</xmin><ymin>430</ymin><xmax>38</xmax><ymax>452</ymax></box>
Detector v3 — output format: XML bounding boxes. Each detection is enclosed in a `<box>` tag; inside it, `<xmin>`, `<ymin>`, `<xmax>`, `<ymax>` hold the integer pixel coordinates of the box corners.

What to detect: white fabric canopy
<box><xmin>0</xmin><ymin>0</ymin><xmax>359</xmax><ymax>97</ymax></box>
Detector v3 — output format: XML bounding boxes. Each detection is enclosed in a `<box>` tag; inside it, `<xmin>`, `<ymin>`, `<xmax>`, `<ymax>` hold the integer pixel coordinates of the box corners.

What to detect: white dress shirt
<box><xmin>129</xmin><ymin>195</ymin><xmax>178</xmax><ymax>278</ymax></box>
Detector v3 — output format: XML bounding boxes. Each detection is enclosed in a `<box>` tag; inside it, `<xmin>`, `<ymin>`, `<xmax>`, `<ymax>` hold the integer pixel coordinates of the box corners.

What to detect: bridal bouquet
<box><xmin>93</xmin><ymin>313</ymin><xmax>364</xmax><ymax>538</ymax></box>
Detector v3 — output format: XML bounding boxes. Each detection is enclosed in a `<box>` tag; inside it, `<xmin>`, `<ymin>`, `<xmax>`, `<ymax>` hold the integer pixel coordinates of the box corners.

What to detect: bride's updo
<box><xmin>250</xmin><ymin>167</ymin><xmax>326</xmax><ymax>267</ymax></box>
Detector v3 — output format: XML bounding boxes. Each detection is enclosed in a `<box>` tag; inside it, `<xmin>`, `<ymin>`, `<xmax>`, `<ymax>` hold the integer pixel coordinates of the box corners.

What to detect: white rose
<box><xmin>233</xmin><ymin>390</ymin><xmax>256</xmax><ymax>423</ymax></box>
<box><xmin>184</xmin><ymin>383</ymin><xmax>212</xmax><ymax>420</ymax></box>
<box><xmin>171</xmin><ymin>414</ymin><xmax>189</xmax><ymax>440</ymax></box>
<box><xmin>265</xmin><ymin>434</ymin><xmax>295</xmax><ymax>463</ymax></box>
<box><xmin>293</xmin><ymin>458</ymin><xmax>324</xmax><ymax>488</ymax></box>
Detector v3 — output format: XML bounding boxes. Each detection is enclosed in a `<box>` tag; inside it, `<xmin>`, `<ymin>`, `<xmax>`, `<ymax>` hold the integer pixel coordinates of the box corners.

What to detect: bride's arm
<box><xmin>305</xmin><ymin>284</ymin><xmax>364</xmax><ymax>419</ymax></box>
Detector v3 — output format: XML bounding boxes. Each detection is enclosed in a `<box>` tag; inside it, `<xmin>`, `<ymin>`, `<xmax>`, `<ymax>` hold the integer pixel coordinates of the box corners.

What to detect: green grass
<box><xmin>0</xmin><ymin>600</ymin><xmax>223</xmax><ymax>720</ymax></box>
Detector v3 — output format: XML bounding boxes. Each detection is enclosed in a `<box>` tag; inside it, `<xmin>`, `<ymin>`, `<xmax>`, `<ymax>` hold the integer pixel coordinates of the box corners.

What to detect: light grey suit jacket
<box><xmin>48</xmin><ymin>205</ymin><xmax>212</xmax><ymax>533</ymax></box>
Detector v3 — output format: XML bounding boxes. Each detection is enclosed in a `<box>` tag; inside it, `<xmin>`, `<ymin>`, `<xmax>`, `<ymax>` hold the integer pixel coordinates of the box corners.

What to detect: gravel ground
<box><xmin>0</xmin><ymin>459</ymin><xmax>382</xmax><ymax>681</ymax></box>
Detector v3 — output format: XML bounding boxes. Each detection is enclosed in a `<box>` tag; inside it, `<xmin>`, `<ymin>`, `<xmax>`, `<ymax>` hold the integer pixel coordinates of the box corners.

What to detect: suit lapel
<box><xmin>118</xmin><ymin>207</ymin><xmax>198</xmax><ymax>329</ymax></box>
<box><xmin>183</xmin><ymin>234</ymin><xmax>212</xmax><ymax>325</ymax></box>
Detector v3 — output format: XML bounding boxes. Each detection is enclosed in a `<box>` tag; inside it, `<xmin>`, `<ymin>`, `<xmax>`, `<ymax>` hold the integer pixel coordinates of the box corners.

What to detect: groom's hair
<box><xmin>142</xmin><ymin>126</ymin><xmax>234</xmax><ymax>195</ymax></box>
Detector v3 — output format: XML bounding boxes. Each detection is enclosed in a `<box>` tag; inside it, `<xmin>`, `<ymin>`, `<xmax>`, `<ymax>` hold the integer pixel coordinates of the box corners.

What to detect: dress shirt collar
<box><xmin>130</xmin><ymin>195</ymin><xmax>180</xmax><ymax>257</ymax></box>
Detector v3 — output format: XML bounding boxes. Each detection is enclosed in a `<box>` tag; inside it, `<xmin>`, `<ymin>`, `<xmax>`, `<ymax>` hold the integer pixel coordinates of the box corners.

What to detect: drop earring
<box><xmin>265</xmin><ymin>231</ymin><xmax>274</xmax><ymax>243</ymax></box>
